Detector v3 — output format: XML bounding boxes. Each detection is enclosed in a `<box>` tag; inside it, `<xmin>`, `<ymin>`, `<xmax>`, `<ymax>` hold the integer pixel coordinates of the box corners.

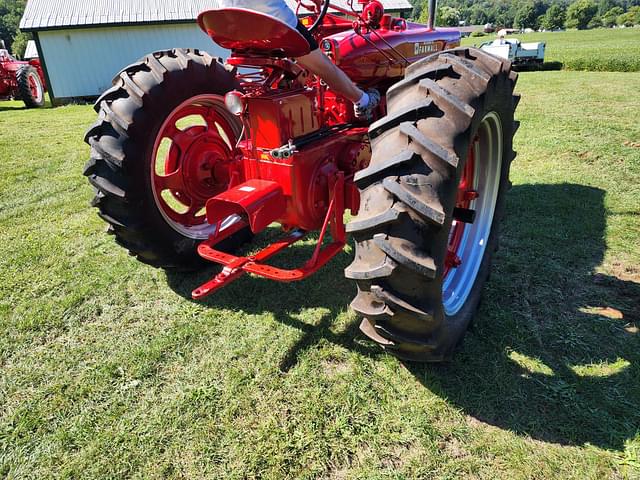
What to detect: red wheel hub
<box><xmin>445</xmin><ymin>136</ymin><xmax>479</xmax><ymax>278</ymax></box>
<box><xmin>151</xmin><ymin>96</ymin><xmax>240</xmax><ymax>235</ymax></box>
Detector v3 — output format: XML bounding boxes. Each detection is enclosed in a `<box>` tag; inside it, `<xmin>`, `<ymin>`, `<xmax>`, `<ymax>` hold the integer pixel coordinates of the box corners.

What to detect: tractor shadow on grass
<box><xmin>165</xmin><ymin>233</ymin><xmax>382</xmax><ymax>371</ymax></box>
<box><xmin>514</xmin><ymin>61</ymin><xmax>564</xmax><ymax>72</ymax></box>
<box><xmin>167</xmin><ymin>183</ymin><xmax>640</xmax><ymax>451</ymax></box>
<box><xmin>407</xmin><ymin>183</ymin><xmax>640</xmax><ymax>451</ymax></box>
<box><xmin>0</xmin><ymin>104</ymin><xmax>27</xmax><ymax>112</ymax></box>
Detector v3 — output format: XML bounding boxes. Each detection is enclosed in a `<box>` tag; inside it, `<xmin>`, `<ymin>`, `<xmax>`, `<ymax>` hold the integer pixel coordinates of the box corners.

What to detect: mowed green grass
<box><xmin>1</xmin><ymin>70</ymin><xmax>639</xmax><ymax>479</ymax></box>
<box><xmin>463</xmin><ymin>27</ymin><xmax>640</xmax><ymax>72</ymax></box>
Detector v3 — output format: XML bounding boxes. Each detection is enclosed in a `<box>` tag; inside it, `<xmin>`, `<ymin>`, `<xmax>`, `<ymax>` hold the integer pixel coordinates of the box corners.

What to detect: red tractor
<box><xmin>0</xmin><ymin>41</ymin><xmax>47</xmax><ymax>108</ymax></box>
<box><xmin>84</xmin><ymin>0</ymin><xmax>519</xmax><ymax>362</ymax></box>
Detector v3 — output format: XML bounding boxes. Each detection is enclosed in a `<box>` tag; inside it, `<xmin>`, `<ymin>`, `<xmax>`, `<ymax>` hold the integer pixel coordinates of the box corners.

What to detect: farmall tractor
<box><xmin>84</xmin><ymin>0</ymin><xmax>519</xmax><ymax>362</ymax></box>
<box><xmin>0</xmin><ymin>41</ymin><xmax>46</xmax><ymax>108</ymax></box>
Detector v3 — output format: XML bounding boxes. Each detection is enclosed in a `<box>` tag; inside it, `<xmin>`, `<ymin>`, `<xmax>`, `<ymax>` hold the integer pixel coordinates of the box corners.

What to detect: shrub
<box><xmin>617</xmin><ymin>12</ymin><xmax>636</xmax><ymax>27</ymax></box>
<box><xmin>603</xmin><ymin>7</ymin><xmax>624</xmax><ymax>27</ymax></box>
<box><xmin>542</xmin><ymin>4</ymin><xmax>567</xmax><ymax>30</ymax></box>
<box><xmin>587</xmin><ymin>16</ymin><xmax>603</xmax><ymax>28</ymax></box>
<box><xmin>566</xmin><ymin>0</ymin><xmax>598</xmax><ymax>29</ymax></box>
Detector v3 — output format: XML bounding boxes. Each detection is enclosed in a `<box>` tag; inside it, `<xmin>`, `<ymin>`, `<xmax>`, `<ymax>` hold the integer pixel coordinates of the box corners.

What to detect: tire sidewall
<box><xmin>18</xmin><ymin>65</ymin><xmax>45</xmax><ymax>108</ymax></box>
<box><xmin>125</xmin><ymin>56</ymin><xmax>241</xmax><ymax>264</ymax></box>
<box><xmin>443</xmin><ymin>76</ymin><xmax>515</xmax><ymax>351</ymax></box>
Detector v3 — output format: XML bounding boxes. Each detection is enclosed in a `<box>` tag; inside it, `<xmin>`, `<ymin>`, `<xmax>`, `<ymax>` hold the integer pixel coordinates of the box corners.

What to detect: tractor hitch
<box><xmin>192</xmin><ymin>173</ymin><xmax>347</xmax><ymax>299</ymax></box>
<box><xmin>205</xmin><ymin>179</ymin><xmax>287</xmax><ymax>234</ymax></box>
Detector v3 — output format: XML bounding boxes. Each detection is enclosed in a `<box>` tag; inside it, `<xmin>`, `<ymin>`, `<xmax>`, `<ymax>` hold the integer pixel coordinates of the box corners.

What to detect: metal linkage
<box><xmin>192</xmin><ymin>173</ymin><xmax>347</xmax><ymax>299</ymax></box>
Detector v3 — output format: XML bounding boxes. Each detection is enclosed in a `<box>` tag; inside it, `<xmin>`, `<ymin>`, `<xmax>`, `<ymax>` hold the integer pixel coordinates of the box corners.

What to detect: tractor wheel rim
<box><xmin>151</xmin><ymin>94</ymin><xmax>242</xmax><ymax>239</ymax></box>
<box><xmin>29</xmin><ymin>73</ymin><xmax>43</xmax><ymax>103</ymax></box>
<box><xmin>443</xmin><ymin>112</ymin><xmax>503</xmax><ymax>316</ymax></box>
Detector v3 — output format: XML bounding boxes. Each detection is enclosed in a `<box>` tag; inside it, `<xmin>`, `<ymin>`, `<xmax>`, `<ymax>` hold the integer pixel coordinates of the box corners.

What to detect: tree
<box><xmin>438</xmin><ymin>6</ymin><xmax>462</xmax><ymax>26</ymax></box>
<box><xmin>515</xmin><ymin>2</ymin><xmax>539</xmax><ymax>29</ymax></box>
<box><xmin>587</xmin><ymin>14</ymin><xmax>603</xmax><ymax>27</ymax></box>
<box><xmin>409</xmin><ymin>0</ymin><xmax>423</xmax><ymax>20</ymax></box>
<box><xmin>420</xmin><ymin>5</ymin><xmax>461</xmax><ymax>26</ymax></box>
<box><xmin>11</xmin><ymin>30</ymin><xmax>29</xmax><ymax>58</ymax></box>
<box><xmin>602</xmin><ymin>6</ymin><xmax>624</xmax><ymax>26</ymax></box>
<box><xmin>565</xmin><ymin>0</ymin><xmax>598</xmax><ymax>29</ymax></box>
<box><xmin>494</xmin><ymin>3</ymin><xmax>517</xmax><ymax>29</ymax></box>
<box><xmin>597</xmin><ymin>0</ymin><xmax>617</xmax><ymax>16</ymax></box>
<box><xmin>469</xmin><ymin>5</ymin><xmax>489</xmax><ymax>25</ymax></box>
<box><xmin>0</xmin><ymin>0</ymin><xmax>28</xmax><ymax>51</ymax></box>
<box><xmin>542</xmin><ymin>4</ymin><xmax>567</xmax><ymax>29</ymax></box>
<box><xmin>617</xmin><ymin>10</ymin><xmax>636</xmax><ymax>24</ymax></box>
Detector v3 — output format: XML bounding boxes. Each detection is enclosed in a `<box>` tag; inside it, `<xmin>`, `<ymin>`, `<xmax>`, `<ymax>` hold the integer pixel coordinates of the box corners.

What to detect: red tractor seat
<box><xmin>198</xmin><ymin>9</ymin><xmax>312</xmax><ymax>57</ymax></box>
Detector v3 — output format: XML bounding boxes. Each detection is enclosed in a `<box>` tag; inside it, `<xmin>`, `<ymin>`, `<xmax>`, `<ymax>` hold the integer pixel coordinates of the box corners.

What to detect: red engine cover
<box><xmin>323</xmin><ymin>20</ymin><xmax>460</xmax><ymax>86</ymax></box>
<box><xmin>247</xmin><ymin>90</ymin><xmax>320</xmax><ymax>150</ymax></box>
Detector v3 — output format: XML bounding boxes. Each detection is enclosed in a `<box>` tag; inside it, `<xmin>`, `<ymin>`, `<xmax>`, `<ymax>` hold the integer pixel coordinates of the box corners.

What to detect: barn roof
<box><xmin>20</xmin><ymin>0</ymin><xmax>414</xmax><ymax>31</ymax></box>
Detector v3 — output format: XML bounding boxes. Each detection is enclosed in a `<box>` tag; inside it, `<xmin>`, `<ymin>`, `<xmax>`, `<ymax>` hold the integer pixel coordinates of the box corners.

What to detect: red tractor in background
<box><xmin>0</xmin><ymin>40</ymin><xmax>47</xmax><ymax>108</ymax></box>
<box><xmin>84</xmin><ymin>0</ymin><xmax>519</xmax><ymax>362</ymax></box>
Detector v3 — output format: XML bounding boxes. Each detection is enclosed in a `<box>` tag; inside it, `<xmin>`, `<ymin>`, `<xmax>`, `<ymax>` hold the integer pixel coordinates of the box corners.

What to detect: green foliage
<box><xmin>408</xmin><ymin>0</ymin><xmax>423</xmax><ymax>20</ymax></box>
<box><xmin>617</xmin><ymin>10</ymin><xmax>637</xmax><ymax>24</ymax></box>
<box><xmin>417</xmin><ymin>0</ymin><xmax>638</xmax><ymax>31</ymax></box>
<box><xmin>10</xmin><ymin>30</ymin><xmax>29</xmax><ymax>58</ymax></box>
<box><xmin>597</xmin><ymin>0</ymin><xmax>617</xmax><ymax>15</ymax></box>
<box><xmin>0</xmin><ymin>0</ymin><xmax>27</xmax><ymax>51</ymax></box>
<box><xmin>470</xmin><ymin>30</ymin><xmax>487</xmax><ymax>37</ymax></box>
<box><xmin>603</xmin><ymin>6</ymin><xmax>625</xmax><ymax>26</ymax></box>
<box><xmin>566</xmin><ymin>0</ymin><xmax>598</xmax><ymax>28</ymax></box>
<box><xmin>515</xmin><ymin>2</ymin><xmax>540</xmax><ymax>29</ymax></box>
<box><xmin>469</xmin><ymin>5</ymin><xmax>490</xmax><ymax>25</ymax></box>
<box><xmin>627</xmin><ymin>5</ymin><xmax>640</xmax><ymax>23</ymax></box>
<box><xmin>420</xmin><ymin>5</ymin><xmax>461</xmax><ymax>26</ymax></box>
<box><xmin>438</xmin><ymin>5</ymin><xmax>462</xmax><ymax>26</ymax></box>
<box><xmin>542</xmin><ymin>4</ymin><xmax>567</xmax><ymax>29</ymax></box>
<box><xmin>587</xmin><ymin>14</ymin><xmax>604</xmax><ymax>26</ymax></box>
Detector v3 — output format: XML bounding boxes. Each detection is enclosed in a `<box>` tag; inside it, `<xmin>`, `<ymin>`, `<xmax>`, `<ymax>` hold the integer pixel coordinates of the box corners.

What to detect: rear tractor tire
<box><xmin>84</xmin><ymin>49</ymin><xmax>250</xmax><ymax>269</ymax></box>
<box><xmin>346</xmin><ymin>48</ymin><xmax>520</xmax><ymax>362</ymax></box>
<box><xmin>17</xmin><ymin>65</ymin><xmax>45</xmax><ymax>108</ymax></box>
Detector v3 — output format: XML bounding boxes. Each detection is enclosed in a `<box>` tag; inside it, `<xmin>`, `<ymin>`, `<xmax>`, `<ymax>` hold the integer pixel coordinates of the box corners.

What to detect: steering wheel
<box><xmin>297</xmin><ymin>0</ymin><xmax>330</xmax><ymax>33</ymax></box>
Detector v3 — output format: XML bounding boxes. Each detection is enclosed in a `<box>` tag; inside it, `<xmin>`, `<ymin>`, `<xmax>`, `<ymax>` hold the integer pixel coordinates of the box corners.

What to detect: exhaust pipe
<box><xmin>427</xmin><ymin>0</ymin><xmax>437</xmax><ymax>30</ymax></box>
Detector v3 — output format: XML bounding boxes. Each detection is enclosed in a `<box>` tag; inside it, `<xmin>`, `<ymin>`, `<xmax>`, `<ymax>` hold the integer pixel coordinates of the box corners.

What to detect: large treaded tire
<box><xmin>346</xmin><ymin>48</ymin><xmax>519</xmax><ymax>362</ymax></box>
<box><xmin>84</xmin><ymin>49</ymin><xmax>249</xmax><ymax>269</ymax></box>
<box><xmin>17</xmin><ymin>65</ymin><xmax>44</xmax><ymax>108</ymax></box>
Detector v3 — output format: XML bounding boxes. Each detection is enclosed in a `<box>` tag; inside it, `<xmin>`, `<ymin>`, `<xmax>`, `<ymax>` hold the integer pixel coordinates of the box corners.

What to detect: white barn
<box><xmin>19</xmin><ymin>0</ymin><xmax>413</xmax><ymax>104</ymax></box>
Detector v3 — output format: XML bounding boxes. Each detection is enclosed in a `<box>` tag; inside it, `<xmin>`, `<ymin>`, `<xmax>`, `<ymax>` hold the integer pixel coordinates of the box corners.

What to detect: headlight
<box><xmin>224</xmin><ymin>91</ymin><xmax>246</xmax><ymax>116</ymax></box>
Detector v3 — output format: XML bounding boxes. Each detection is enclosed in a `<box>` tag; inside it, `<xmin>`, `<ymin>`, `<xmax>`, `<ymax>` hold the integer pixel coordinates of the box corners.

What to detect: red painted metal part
<box><xmin>151</xmin><ymin>95</ymin><xmax>240</xmax><ymax>230</ymax></box>
<box><xmin>0</xmin><ymin>49</ymin><xmax>47</xmax><ymax>99</ymax></box>
<box><xmin>323</xmin><ymin>19</ymin><xmax>460</xmax><ymax>86</ymax></box>
<box><xmin>247</xmin><ymin>89</ymin><xmax>320</xmax><ymax>149</ymax></box>
<box><xmin>445</xmin><ymin>137</ymin><xmax>479</xmax><ymax>278</ymax></box>
<box><xmin>198</xmin><ymin>9</ymin><xmax>311</xmax><ymax>57</ymax></box>
<box><xmin>192</xmin><ymin>173</ymin><xmax>346</xmax><ymax>299</ymax></box>
<box><xmin>206</xmin><ymin>179</ymin><xmax>286</xmax><ymax>233</ymax></box>
<box><xmin>185</xmin><ymin>2</ymin><xmax>462</xmax><ymax>298</ymax></box>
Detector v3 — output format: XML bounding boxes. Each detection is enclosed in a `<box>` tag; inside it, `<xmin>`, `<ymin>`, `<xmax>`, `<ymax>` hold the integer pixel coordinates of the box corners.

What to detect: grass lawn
<box><xmin>462</xmin><ymin>27</ymin><xmax>640</xmax><ymax>72</ymax></box>
<box><xmin>1</xmin><ymin>70</ymin><xmax>639</xmax><ymax>479</ymax></box>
